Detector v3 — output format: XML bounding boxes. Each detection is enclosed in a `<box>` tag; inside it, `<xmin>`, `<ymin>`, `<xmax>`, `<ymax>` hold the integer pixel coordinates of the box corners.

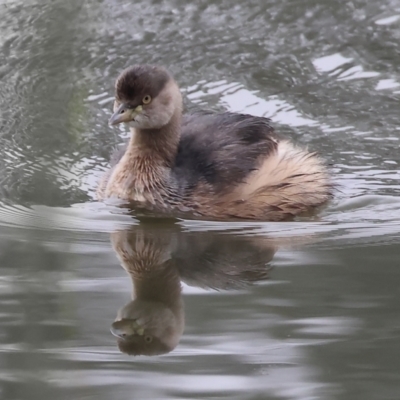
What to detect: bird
<box><xmin>97</xmin><ymin>65</ymin><xmax>332</xmax><ymax>220</ymax></box>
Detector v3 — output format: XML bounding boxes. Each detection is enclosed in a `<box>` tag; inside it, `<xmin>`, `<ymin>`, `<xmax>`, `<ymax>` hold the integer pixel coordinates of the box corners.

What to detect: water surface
<box><xmin>1</xmin><ymin>0</ymin><xmax>400</xmax><ymax>399</ymax></box>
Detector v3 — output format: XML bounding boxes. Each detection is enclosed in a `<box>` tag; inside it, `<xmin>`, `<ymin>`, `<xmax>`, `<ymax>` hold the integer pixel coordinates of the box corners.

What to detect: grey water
<box><xmin>1</xmin><ymin>0</ymin><xmax>400</xmax><ymax>399</ymax></box>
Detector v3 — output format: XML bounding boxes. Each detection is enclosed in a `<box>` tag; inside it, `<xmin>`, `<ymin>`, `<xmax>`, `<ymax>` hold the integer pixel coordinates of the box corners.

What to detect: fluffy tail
<box><xmin>220</xmin><ymin>141</ymin><xmax>333</xmax><ymax>220</ymax></box>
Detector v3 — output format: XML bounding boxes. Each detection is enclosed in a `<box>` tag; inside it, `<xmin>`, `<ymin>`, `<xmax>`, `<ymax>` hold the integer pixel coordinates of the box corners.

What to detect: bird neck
<box><xmin>131</xmin><ymin>262</ymin><xmax>182</xmax><ymax>310</ymax></box>
<box><xmin>128</xmin><ymin>109</ymin><xmax>182</xmax><ymax>167</ymax></box>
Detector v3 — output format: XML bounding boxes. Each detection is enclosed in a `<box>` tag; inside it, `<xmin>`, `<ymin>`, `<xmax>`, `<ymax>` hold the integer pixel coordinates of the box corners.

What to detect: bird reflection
<box><xmin>110</xmin><ymin>221</ymin><xmax>280</xmax><ymax>356</ymax></box>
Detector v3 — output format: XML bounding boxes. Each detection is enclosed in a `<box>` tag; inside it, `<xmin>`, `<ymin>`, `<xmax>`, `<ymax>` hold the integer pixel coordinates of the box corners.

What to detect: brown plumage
<box><xmin>98</xmin><ymin>65</ymin><xmax>332</xmax><ymax>220</ymax></box>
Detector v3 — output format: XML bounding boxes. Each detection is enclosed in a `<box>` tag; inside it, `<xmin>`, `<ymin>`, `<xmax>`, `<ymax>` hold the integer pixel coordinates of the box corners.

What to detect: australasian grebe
<box><xmin>98</xmin><ymin>65</ymin><xmax>332</xmax><ymax>220</ymax></box>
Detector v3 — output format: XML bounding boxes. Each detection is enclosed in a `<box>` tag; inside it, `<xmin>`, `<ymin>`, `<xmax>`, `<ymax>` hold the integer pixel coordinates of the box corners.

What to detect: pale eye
<box><xmin>142</xmin><ymin>95</ymin><xmax>152</xmax><ymax>105</ymax></box>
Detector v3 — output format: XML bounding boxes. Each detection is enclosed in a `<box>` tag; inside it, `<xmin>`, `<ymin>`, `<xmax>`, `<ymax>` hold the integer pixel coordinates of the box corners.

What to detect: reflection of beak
<box><xmin>110</xmin><ymin>319</ymin><xmax>144</xmax><ymax>339</ymax></box>
<box><xmin>108</xmin><ymin>104</ymin><xmax>143</xmax><ymax>126</ymax></box>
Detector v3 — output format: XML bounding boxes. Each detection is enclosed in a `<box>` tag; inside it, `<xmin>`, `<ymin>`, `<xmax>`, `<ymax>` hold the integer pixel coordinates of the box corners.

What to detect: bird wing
<box><xmin>173</xmin><ymin>111</ymin><xmax>278</xmax><ymax>193</ymax></box>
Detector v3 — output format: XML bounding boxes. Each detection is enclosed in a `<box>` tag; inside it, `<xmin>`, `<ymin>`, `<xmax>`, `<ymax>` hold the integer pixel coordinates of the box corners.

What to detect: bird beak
<box><xmin>108</xmin><ymin>104</ymin><xmax>143</xmax><ymax>126</ymax></box>
<box><xmin>110</xmin><ymin>319</ymin><xmax>145</xmax><ymax>339</ymax></box>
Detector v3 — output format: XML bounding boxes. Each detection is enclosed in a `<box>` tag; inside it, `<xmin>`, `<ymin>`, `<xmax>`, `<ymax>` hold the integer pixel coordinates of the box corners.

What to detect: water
<box><xmin>0</xmin><ymin>0</ymin><xmax>400</xmax><ymax>398</ymax></box>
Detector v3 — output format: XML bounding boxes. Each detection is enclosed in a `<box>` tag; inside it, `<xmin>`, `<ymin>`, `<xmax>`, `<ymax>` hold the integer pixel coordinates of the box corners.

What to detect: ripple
<box><xmin>375</xmin><ymin>15</ymin><xmax>400</xmax><ymax>25</ymax></box>
<box><xmin>188</xmin><ymin>79</ymin><xmax>318</xmax><ymax>127</ymax></box>
<box><xmin>313</xmin><ymin>52</ymin><xmax>380</xmax><ymax>82</ymax></box>
<box><xmin>375</xmin><ymin>78</ymin><xmax>400</xmax><ymax>91</ymax></box>
<box><xmin>313</xmin><ymin>53</ymin><xmax>354</xmax><ymax>73</ymax></box>
<box><xmin>0</xmin><ymin>202</ymin><xmax>135</xmax><ymax>233</ymax></box>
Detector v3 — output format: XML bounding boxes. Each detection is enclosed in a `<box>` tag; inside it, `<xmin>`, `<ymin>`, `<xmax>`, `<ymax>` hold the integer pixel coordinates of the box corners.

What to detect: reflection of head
<box><xmin>112</xmin><ymin>299</ymin><xmax>182</xmax><ymax>356</ymax></box>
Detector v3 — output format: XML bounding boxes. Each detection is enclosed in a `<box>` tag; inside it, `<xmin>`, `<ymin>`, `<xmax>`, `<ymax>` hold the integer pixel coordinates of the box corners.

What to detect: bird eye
<box><xmin>142</xmin><ymin>95</ymin><xmax>152</xmax><ymax>104</ymax></box>
<box><xmin>144</xmin><ymin>335</ymin><xmax>153</xmax><ymax>343</ymax></box>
